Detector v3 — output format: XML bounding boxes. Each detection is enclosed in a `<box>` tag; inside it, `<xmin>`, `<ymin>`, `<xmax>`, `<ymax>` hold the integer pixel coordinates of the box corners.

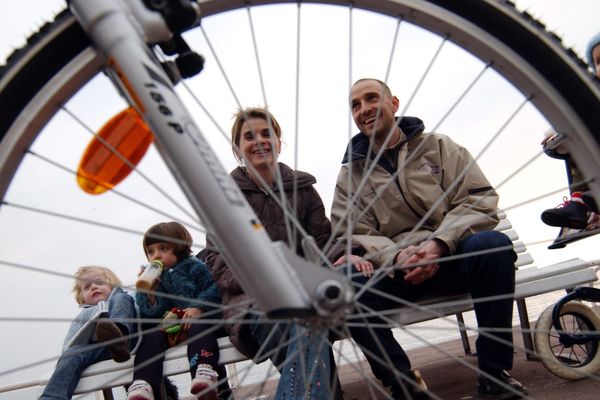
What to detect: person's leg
<box><xmin>274</xmin><ymin>324</ymin><xmax>331</xmax><ymax>400</ymax></box>
<box><xmin>455</xmin><ymin>231</ymin><xmax>516</xmax><ymax>372</ymax></box>
<box><xmin>131</xmin><ymin>329</ymin><xmax>170</xmax><ymax>395</ymax></box>
<box><xmin>96</xmin><ymin>290</ymin><xmax>138</xmax><ymax>363</ymax></box>
<box><xmin>246</xmin><ymin>313</ymin><xmax>290</xmax><ymax>367</ymax></box>
<box><xmin>541</xmin><ymin>157</ymin><xmax>590</xmax><ymax>229</ymax></box>
<box><xmin>425</xmin><ymin>231</ymin><xmax>525</xmax><ymax>397</ymax></box>
<box><xmin>425</xmin><ymin>231</ymin><xmax>516</xmax><ymax>371</ymax></box>
<box><xmin>107</xmin><ymin>290</ymin><xmax>137</xmax><ymax>348</ymax></box>
<box><xmin>40</xmin><ymin>345</ymin><xmax>108</xmax><ymax>399</ymax></box>
<box><xmin>341</xmin><ymin>265</ymin><xmax>416</xmax><ymax>392</ymax></box>
<box><xmin>568</xmin><ymin>159</ymin><xmax>589</xmax><ymax>194</ymax></box>
<box><xmin>187</xmin><ymin>321</ymin><xmax>220</xmax><ymax>374</ymax></box>
<box><xmin>187</xmin><ymin>322</ymin><xmax>220</xmax><ymax>396</ymax></box>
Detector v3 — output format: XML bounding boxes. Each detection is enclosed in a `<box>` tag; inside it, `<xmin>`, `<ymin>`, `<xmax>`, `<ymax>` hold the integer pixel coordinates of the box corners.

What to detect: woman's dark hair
<box><xmin>143</xmin><ymin>221</ymin><xmax>193</xmax><ymax>260</ymax></box>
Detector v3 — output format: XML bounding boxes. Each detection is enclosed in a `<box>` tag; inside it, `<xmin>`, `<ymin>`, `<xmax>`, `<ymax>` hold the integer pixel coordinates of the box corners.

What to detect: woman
<box><xmin>205</xmin><ymin>107</ymin><xmax>333</xmax><ymax>399</ymax></box>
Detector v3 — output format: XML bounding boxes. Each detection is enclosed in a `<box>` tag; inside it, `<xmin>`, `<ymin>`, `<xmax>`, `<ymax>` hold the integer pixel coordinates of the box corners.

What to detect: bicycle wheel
<box><xmin>535</xmin><ymin>302</ymin><xmax>600</xmax><ymax>380</ymax></box>
<box><xmin>1</xmin><ymin>1</ymin><xmax>600</xmax><ymax>399</ymax></box>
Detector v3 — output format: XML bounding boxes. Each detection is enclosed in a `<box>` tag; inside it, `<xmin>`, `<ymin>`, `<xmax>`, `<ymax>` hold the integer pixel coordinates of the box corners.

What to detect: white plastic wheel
<box><xmin>535</xmin><ymin>301</ymin><xmax>600</xmax><ymax>380</ymax></box>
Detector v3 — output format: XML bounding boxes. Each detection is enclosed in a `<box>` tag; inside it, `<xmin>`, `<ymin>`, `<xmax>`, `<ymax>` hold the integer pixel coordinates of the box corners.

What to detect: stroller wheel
<box><xmin>535</xmin><ymin>302</ymin><xmax>600</xmax><ymax>380</ymax></box>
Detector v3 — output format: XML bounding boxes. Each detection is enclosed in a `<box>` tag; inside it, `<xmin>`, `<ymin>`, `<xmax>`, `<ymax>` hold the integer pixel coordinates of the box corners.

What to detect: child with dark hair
<box><xmin>40</xmin><ymin>266</ymin><xmax>136</xmax><ymax>400</ymax></box>
<box><xmin>127</xmin><ymin>222</ymin><xmax>221</xmax><ymax>400</ymax></box>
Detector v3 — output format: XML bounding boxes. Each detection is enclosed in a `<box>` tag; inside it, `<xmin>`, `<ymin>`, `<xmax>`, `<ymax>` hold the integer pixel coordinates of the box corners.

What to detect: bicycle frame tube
<box><xmin>69</xmin><ymin>0</ymin><xmax>352</xmax><ymax>318</ymax></box>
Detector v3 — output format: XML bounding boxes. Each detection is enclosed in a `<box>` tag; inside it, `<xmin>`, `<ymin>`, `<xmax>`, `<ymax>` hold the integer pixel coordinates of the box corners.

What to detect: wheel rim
<box><xmin>549</xmin><ymin>312</ymin><xmax>598</xmax><ymax>368</ymax></box>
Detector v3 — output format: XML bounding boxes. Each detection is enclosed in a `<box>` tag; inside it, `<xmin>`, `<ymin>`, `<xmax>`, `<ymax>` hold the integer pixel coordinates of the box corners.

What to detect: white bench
<box><xmin>3</xmin><ymin>213</ymin><xmax>598</xmax><ymax>399</ymax></box>
<box><xmin>71</xmin><ymin>337</ymin><xmax>246</xmax><ymax>396</ymax></box>
<box><xmin>390</xmin><ymin>257</ymin><xmax>599</xmax><ymax>357</ymax></box>
<box><xmin>0</xmin><ymin>336</ymin><xmax>247</xmax><ymax>399</ymax></box>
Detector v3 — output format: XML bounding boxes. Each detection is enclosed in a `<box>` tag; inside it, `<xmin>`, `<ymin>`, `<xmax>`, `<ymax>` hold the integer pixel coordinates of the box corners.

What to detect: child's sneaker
<box><xmin>95</xmin><ymin>320</ymin><xmax>130</xmax><ymax>362</ymax></box>
<box><xmin>127</xmin><ymin>379</ymin><xmax>154</xmax><ymax>400</ymax></box>
<box><xmin>190</xmin><ymin>364</ymin><xmax>218</xmax><ymax>399</ymax></box>
<box><xmin>541</xmin><ymin>193</ymin><xmax>588</xmax><ymax>229</ymax></box>
<box><xmin>548</xmin><ymin>212</ymin><xmax>600</xmax><ymax>249</ymax></box>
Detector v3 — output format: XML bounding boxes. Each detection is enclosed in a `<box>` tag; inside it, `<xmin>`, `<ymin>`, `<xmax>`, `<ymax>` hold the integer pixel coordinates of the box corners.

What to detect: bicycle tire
<box><xmin>1</xmin><ymin>1</ymin><xmax>600</xmax><ymax>398</ymax></box>
<box><xmin>535</xmin><ymin>302</ymin><xmax>600</xmax><ymax>380</ymax></box>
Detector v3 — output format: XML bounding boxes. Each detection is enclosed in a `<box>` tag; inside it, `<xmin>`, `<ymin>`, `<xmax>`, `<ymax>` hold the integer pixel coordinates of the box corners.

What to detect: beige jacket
<box><xmin>331</xmin><ymin>116</ymin><xmax>499</xmax><ymax>268</ymax></box>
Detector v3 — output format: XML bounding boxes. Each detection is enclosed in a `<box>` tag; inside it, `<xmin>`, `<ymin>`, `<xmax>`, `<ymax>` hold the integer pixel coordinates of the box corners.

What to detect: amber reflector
<box><xmin>77</xmin><ymin>107</ymin><xmax>153</xmax><ymax>194</ymax></box>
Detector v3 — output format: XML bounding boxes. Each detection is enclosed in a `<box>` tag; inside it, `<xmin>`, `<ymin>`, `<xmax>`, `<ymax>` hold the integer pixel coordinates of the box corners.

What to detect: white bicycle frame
<box><xmin>69</xmin><ymin>0</ymin><xmax>352</xmax><ymax>319</ymax></box>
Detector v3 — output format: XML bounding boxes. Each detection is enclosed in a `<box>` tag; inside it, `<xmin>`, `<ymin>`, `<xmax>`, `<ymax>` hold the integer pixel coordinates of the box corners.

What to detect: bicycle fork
<box><xmin>69</xmin><ymin>0</ymin><xmax>353</xmax><ymax>320</ymax></box>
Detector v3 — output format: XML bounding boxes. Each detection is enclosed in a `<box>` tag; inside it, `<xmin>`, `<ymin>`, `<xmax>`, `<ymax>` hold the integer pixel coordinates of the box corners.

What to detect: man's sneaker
<box><xmin>390</xmin><ymin>369</ymin><xmax>430</xmax><ymax>400</ymax></box>
<box><xmin>95</xmin><ymin>320</ymin><xmax>130</xmax><ymax>362</ymax></box>
<box><xmin>477</xmin><ymin>370</ymin><xmax>527</xmax><ymax>400</ymax></box>
<box><xmin>127</xmin><ymin>379</ymin><xmax>154</xmax><ymax>400</ymax></box>
<box><xmin>541</xmin><ymin>194</ymin><xmax>588</xmax><ymax>229</ymax></box>
<box><xmin>190</xmin><ymin>364</ymin><xmax>218</xmax><ymax>399</ymax></box>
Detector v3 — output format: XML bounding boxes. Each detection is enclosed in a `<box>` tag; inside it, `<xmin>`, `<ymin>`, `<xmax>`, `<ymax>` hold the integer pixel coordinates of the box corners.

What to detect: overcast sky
<box><xmin>1</xmin><ymin>1</ymin><xmax>599</xmax><ymax>398</ymax></box>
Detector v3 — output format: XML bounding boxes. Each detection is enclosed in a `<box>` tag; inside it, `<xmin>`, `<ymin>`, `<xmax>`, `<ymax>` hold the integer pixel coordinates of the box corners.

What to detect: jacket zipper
<box><xmin>392</xmin><ymin>175</ymin><xmax>425</xmax><ymax>222</ymax></box>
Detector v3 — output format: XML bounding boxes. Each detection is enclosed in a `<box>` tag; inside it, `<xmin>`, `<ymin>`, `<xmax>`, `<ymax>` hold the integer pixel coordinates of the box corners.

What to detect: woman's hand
<box><xmin>333</xmin><ymin>254</ymin><xmax>374</xmax><ymax>277</ymax></box>
<box><xmin>181</xmin><ymin>307</ymin><xmax>202</xmax><ymax>332</ymax></box>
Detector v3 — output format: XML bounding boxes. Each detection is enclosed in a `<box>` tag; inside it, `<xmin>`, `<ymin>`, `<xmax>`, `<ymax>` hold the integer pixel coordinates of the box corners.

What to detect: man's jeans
<box><xmin>347</xmin><ymin>230</ymin><xmax>516</xmax><ymax>388</ymax></box>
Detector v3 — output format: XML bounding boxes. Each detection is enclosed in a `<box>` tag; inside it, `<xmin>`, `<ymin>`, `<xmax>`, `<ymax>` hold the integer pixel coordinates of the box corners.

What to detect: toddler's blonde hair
<box><xmin>72</xmin><ymin>266</ymin><xmax>122</xmax><ymax>305</ymax></box>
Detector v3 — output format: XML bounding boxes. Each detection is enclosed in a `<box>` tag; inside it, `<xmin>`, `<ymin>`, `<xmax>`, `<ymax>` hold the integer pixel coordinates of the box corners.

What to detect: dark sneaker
<box><xmin>390</xmin><ymin>369</ymin><xmax>430</xmax><ymax>400</ymax></box>
<box><xmin>96</xmin><ymin>320</ymin><xmax>130</xmax><ymax>362</ymax></box>
<box><xmin>541</xmin><ymin>197</ymin><xmax>588</xmax><ymax>229</ymax></box>
<box><xmin>548</xmin><ymin>212</ymin><xmax>600</xmax><ymax>249</ymax></box>
<box><xmin>477</xmin><ymin>370</ymin><xmax>527</xmax><ymax>399</ymax></box>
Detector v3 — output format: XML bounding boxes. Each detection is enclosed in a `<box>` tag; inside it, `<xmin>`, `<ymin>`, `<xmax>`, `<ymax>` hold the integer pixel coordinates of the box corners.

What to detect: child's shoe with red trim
<box><xmin>190</xmin><ymin>364</ymin><xmax>218</xmax><ymax>399</ymax></box>
<box><xmin>126</xmin><ymin>379</ymin><xmax>154</xmax><ymax>400</ymax></box>
<box><xmin>541</xmin><ymin>192</ymin><xmax>588</xmax><ymax>229</ymax></box>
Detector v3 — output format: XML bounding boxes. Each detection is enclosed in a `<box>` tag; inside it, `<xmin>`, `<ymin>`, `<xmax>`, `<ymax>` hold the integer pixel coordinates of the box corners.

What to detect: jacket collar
<box><xmin>231</xmin><ymin>162</ymin><xmax>316</xmax><ymax>192</ymax></box>
<box><xmin>341</xmin><ymin>116</ymin><xmax>425</xmax><ymax>168</ymax></box>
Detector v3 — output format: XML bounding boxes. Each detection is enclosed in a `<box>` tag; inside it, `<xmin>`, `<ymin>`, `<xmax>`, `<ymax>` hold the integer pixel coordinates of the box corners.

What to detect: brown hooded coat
<box><xmin>205</xmin><ymin>162</ymin><xmax>332</xmax><ymax>358</ymax></box>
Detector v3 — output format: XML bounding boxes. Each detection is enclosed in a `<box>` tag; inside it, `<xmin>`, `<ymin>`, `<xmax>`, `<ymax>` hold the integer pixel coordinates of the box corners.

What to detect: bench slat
<box><xmin>516</xmin><ymin>258</ymin><xmax>594</xmax><ymax>283</ymax></box>
<box><xmin>503</xmin><ymin>229</ymin><xmax>519</xmax><ymax>242</ymax></box>
<box><xmin>516</xmin><ymin>268</ymin><xmax>598</xmax><ymax>299</ymax></box>
<box><xmin>495</xmin><ymin>218</ymin><xmax>512</xmax><ymax>232</ymax></box>
<box><xmin>515</xmin><ymin>253</ymin><xmax>534</xmax><ymax>268</ymax></box>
